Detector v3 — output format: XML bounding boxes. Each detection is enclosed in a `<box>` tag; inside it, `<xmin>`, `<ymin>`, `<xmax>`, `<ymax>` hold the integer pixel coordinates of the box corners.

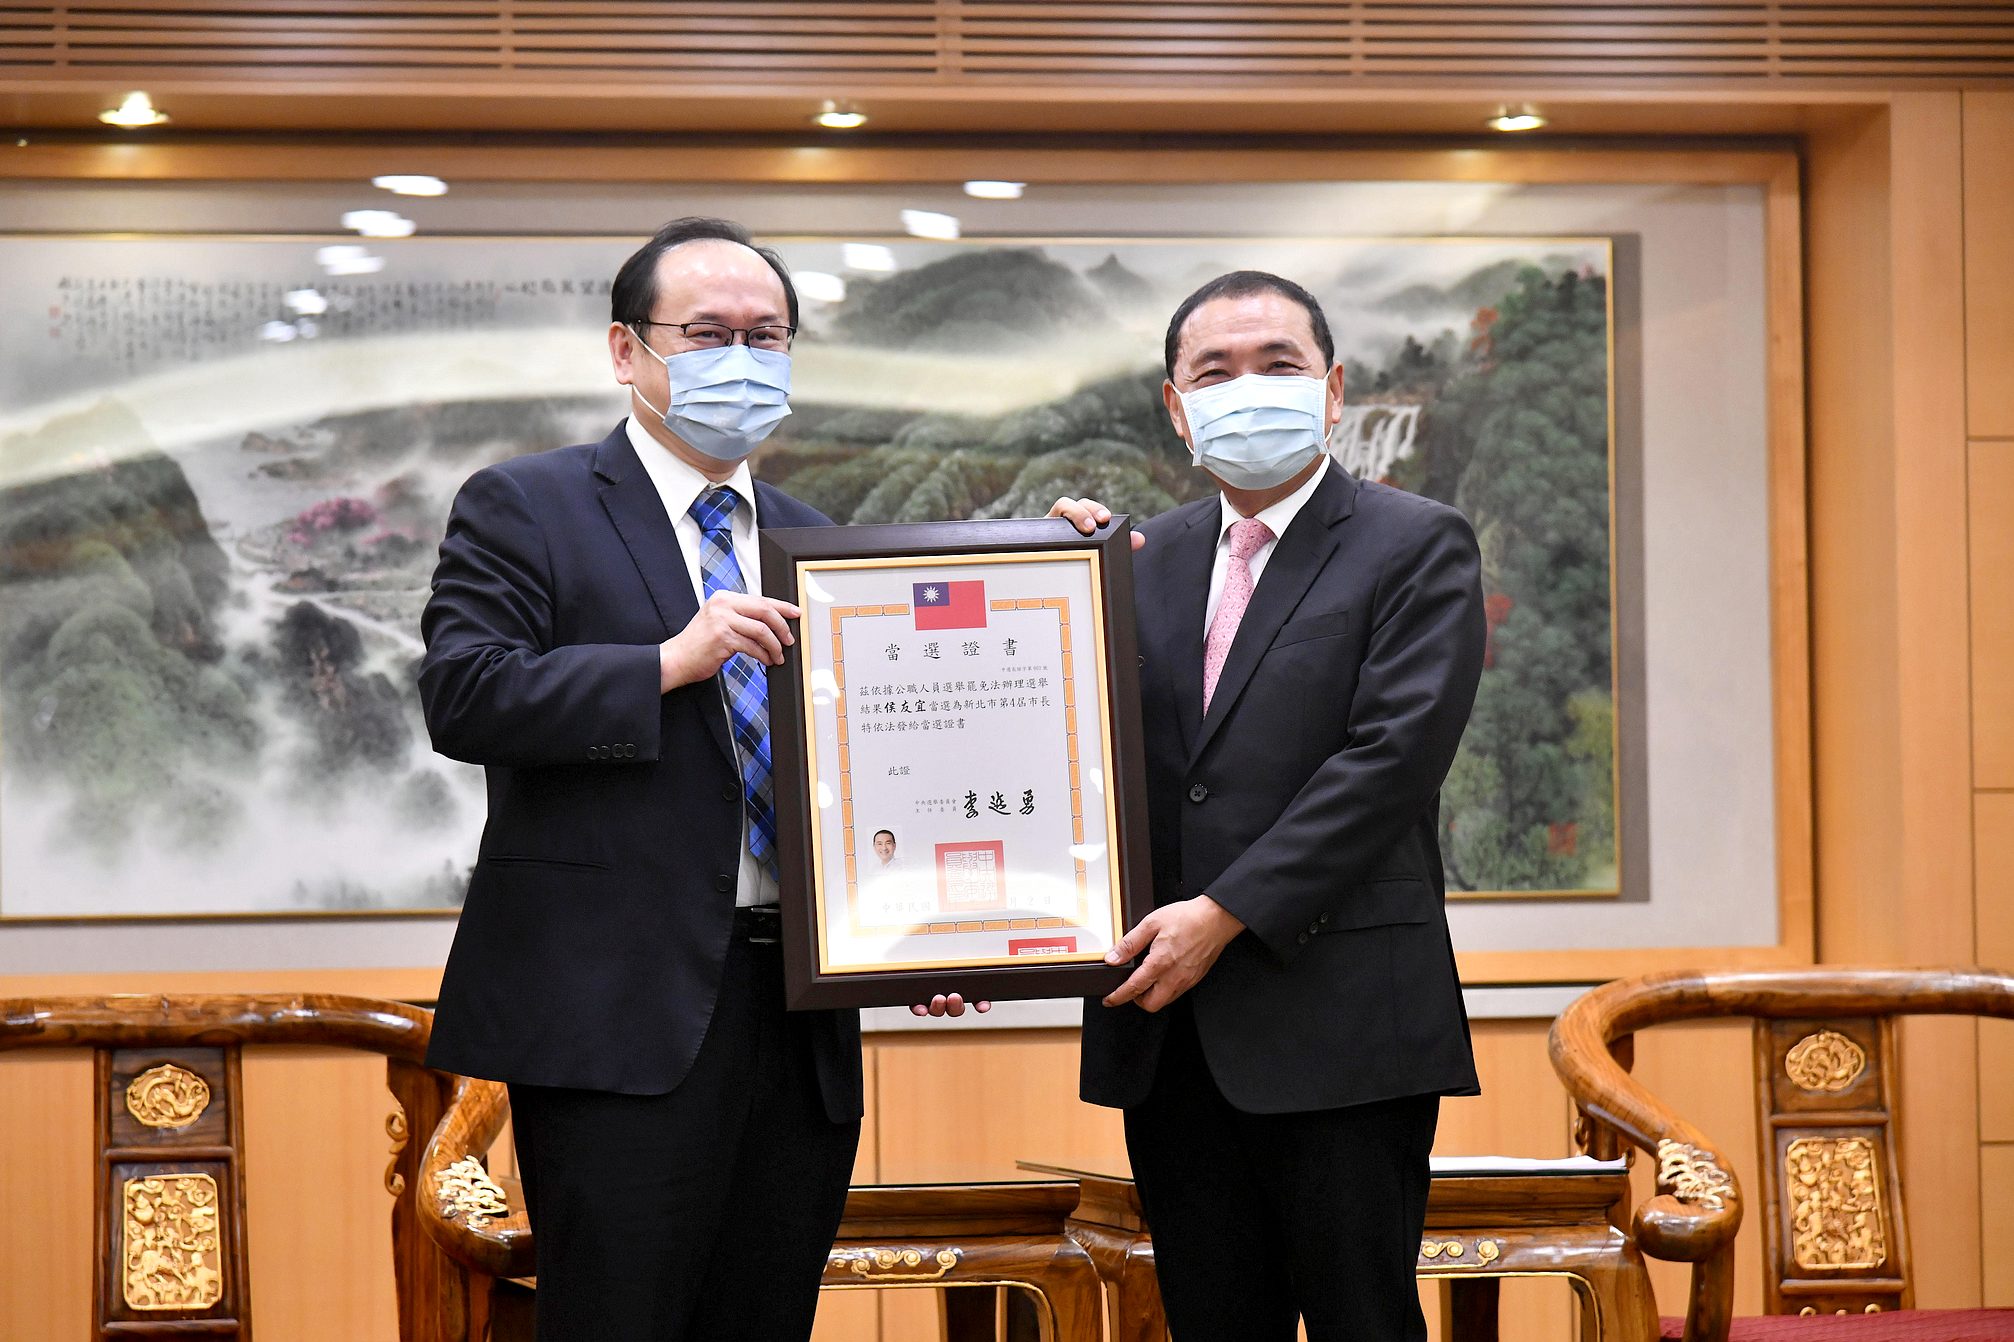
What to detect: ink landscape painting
<box><xmin>0</xmin><ymin>232</ymin><xmax>1616</xmax><ymax>916</ymax></box>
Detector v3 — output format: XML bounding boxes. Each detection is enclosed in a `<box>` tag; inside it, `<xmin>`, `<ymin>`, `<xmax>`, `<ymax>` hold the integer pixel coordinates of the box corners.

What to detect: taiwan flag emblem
<box><xmin>913</xmin><ymin>580</ymin><xmax>987</xmax><ymax>630</ymax></box>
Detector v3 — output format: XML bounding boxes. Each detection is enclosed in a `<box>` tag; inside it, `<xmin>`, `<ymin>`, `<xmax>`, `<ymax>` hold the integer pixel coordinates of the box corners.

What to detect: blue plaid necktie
<box><xmin>687</xmin><ymin>487</ymin><xmax>778</xmax><ymax>880</ymax></box>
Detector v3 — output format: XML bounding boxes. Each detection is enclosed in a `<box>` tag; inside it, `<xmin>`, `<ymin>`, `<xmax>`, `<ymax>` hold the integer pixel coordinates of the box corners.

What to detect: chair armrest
<box><xmin>1548</xmin><ymin>980</ymin><xmax>1744</xmax><ymax>1264</ymax></box>
<box><xmin>417</xmin><ymin>1075</ymin><xmax>536</xmax><ymax>1279</ymax></box>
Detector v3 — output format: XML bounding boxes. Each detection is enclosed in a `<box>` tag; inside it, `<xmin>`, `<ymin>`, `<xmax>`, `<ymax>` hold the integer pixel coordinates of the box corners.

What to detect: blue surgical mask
<box><xmin>1177</xmin><ymin>373</ymin><xmax>1330</xmax><ymax>491</ymax></box>
<box><xmin>630</xmin><ymin>337</ymin><xmax>792</xmax><ymax>463</ymax></box>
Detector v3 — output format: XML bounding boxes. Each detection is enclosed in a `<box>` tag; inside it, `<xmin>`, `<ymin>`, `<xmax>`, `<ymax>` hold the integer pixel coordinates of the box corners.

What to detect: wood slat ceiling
<box><xmin>0</xmin><ymin>2</ymin><xmax>2008</xmax><ymax>85</ymax></box>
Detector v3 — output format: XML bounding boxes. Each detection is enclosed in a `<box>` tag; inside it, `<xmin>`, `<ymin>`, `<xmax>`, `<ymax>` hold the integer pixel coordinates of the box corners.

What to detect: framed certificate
<box><xmin>760</xmin><ymin>518</ymin><xmax>1153</xmax><ymax>1010</ymax></box>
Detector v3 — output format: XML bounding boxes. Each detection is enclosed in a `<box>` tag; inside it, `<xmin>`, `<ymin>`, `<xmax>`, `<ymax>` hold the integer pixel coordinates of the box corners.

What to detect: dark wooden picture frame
<box><xmin>760</xmin><ymin>516</ymin><xmax>1154</xmax><ymax>1010</ymax></box>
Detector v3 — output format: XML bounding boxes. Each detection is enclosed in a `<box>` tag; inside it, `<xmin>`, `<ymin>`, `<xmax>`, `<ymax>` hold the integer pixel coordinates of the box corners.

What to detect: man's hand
<box><xmin>1101</xmin><ymin>896</ymin><xmax>1245</xmax><ymax>1013</ymax></box>
<box><xmin>660</xmin><ymin>591</ymin><xmax>801</xmax><ymax>691</ymax></box>
<box><xmin>910</xmin><ymin>994</ymin><xmax>993</xmax><ymax>1018</ymax></box>
<box><xmin>1048</xmin><ymin>497</ymin><xmax>1147</xmax><ymax>551</ymax></box>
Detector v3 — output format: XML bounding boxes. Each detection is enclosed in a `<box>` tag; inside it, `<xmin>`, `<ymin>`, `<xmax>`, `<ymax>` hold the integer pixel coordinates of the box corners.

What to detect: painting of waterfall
<box><xmin>0</xmin><ymin>231</ymin><xmax>1614</xmax><ymax>916</ymax></box>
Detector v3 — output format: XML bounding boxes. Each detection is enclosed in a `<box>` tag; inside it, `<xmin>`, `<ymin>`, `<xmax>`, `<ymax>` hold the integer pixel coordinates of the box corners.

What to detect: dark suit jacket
<box><xmin>418</xmin><ymin>423</ymin><xmax>861</xmax><ymax>1122</ymax></box>
<box><xmin>1081</xmin><ymin>465</ymin><xmax>1485</xmax><ymax>1115</ymax></box>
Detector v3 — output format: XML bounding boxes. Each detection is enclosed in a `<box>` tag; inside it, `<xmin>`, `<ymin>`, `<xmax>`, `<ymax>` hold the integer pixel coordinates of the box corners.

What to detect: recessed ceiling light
<box><xmin>372</xmin><ymin>174</ymin><xmax>447</xmax><ymax>197</ymax></box>
<box><xmin>316</xmin><ymin>244</ymin><xmax>386</xmax><ymax>275</ymax></box>
<box><xmin>284</xmin><ymin>288</ymin><xmax>329</xmax><ymax>316</ymax></box>
<box><xmin>814</xmin><ymin>102</ymin><xmax>868</xmax><ymax>130</ymax></box>
<box><xmin>963</xmin><ymin>180</ymin><xmax>1025</xmax><ymax>200</ymax></box>
<box><xmin>1487</xmin><ymin>106</ymin><xmax>1547</xmax><ymax>133</ymax></box>
<box><xmin>340</xmin><ymin>209</ymin><xmax>416</xmax><ymax>238</ymax></box>
<box><xmin>899</xmin><ymin>209</ymin><xmax>960</xmax><ymax>241</ymax></box>
<box><xmin>841</xmin><ymin>243</ymin><xmax>898</xmax><ymax>273</ymax></box>
<box><xmin>794</xmin><ymin>271</ymin><xmax>848</xmax><ymax>304</ymax></box>
<box><xmin>99</xmin><ymin>92</ymin><xmax>169</xmax><ymax>129</ymax></box>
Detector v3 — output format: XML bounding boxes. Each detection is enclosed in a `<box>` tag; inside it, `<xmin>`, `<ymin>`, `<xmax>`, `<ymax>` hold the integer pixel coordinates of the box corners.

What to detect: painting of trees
<box><xmin>762</xmin><ymin>246</ymin><xmax>1620</xmax><ymax>893</ymax></box>
<box><xmin>0</xmin><ymin>233</ymin><xmax>1617</xmax><ymax>911</ymax></box>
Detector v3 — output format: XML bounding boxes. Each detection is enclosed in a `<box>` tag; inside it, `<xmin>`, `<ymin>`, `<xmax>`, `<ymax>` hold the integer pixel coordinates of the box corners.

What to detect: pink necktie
<box><xmin>1203</xmin><ymin>517</ymin><xmax>1274</xmax><ymax>713</ymax></box>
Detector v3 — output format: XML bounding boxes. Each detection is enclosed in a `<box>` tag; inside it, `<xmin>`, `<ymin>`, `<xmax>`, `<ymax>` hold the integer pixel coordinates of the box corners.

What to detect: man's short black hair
<box><xmin>1163</xmin><ymin>270</ymin><xmax>1335</xmax><ymax>380</ymax></box>
<box><xmin>873</xmin><ymin>829</ymin><xmax>895</xmax><ymax>843</ymax></box>
<box><xmin>610</xmin><ymin>216</ymin><xmax>799</xmax><ymax>329</ymax></box>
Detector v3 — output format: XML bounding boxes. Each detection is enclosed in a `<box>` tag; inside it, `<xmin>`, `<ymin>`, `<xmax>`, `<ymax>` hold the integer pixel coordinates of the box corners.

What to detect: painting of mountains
<box><xmin>0</xmin><ymin>232</ymin><xmax>1616</xmax><ymax>915</ymax></box>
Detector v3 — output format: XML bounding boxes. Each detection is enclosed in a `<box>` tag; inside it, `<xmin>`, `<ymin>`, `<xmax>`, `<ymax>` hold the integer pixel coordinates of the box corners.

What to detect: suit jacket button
<box><xmin>721</xmin><ymin>782</ymin><xmax>739</xmax><ymax>801</ymax></box>
<box><xmin>1318</xmin><ymin>912</ymin><xmax>1330</xmax><ymax>924</ymax></box>
<box><xmin>587</xmin><ymin>746</ymin><xmax>599</xmax><ymax>760</ymax></box>
<box><xmin>1297</xmin><ymin>932</ymin><xmax>1311</xmax><ymax>945</ymax></box>
<box><xmin>1187</xmin><ymin>782</ymin><xmax>1208</xmax><ymax>803</ymax></box>
<box><xmin>714</xmin><ymin>874</ymin><xmax>733</xmax><ymax>893</ymax></box>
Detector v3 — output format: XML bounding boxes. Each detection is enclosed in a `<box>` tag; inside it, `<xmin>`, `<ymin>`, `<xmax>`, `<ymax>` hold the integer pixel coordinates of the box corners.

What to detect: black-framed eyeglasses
<box><xmin>631</xmin><ymin>320</ymin><xmax>796</xmax><ymax>352</ymax></box>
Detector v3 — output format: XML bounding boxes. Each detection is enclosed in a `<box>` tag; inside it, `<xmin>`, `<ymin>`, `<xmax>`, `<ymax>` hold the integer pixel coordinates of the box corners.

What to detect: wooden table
<box><xmin>458</xmin><ymin>1176</ymin><xmax>1104</xmax><ymax>1342</ymax></box>
<box><xmin>824</xmin><ymin>1180</ymin><xmax>1103</xmax><ymax>1342</ymax></box>
<box><xmin>455</xmin><ymin>1162</ymin><xmax>1652</xmax><ymax>1342</ymax></box>
<box><xmin>1020</xmin><ymin>1157</ymin><xmax>1661</xmax><ymax>1342</ymax></box>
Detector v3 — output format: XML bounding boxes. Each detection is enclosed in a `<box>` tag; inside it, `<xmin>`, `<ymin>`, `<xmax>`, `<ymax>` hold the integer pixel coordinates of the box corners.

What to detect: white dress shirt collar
<box><xmin>1215</xmin><ymin>454</ymin><xmax>1331</xmax><ymax>547</ymax></box>
<box><xmin>624</xmin><ymin>414</ymin><xmax>758</xmax><ymax>531</ymax></box>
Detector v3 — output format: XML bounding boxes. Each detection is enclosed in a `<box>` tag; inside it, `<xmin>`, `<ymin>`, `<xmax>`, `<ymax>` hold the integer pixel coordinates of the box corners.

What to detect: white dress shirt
<box><xmin>625</xmin><ymin>414</ymin><xmax>778</xmax><ymax>908</ymax></box>
<box><xmin>1204</xmin><ymin>455</ymin><xmax>1332</xmax><ymax>629</ymax></box>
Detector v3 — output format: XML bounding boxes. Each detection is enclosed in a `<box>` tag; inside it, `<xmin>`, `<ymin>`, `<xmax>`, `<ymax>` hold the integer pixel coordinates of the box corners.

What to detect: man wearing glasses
<box><xmin>420</xmin><ymin>218</ymin><xmax>1015</xmax><ymax>1340</ymax></box>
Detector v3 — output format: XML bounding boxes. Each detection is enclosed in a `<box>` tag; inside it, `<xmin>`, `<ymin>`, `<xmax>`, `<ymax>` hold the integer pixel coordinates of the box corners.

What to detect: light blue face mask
<box><xmin>1177</xmin><ymin>372</ymin><xmax>1330</xmax><ymax>491</ymax></box>
<box><xmin>630</xmin><ymin>337</ymin><xmax>793</xmax><ymax>463</ymax></box>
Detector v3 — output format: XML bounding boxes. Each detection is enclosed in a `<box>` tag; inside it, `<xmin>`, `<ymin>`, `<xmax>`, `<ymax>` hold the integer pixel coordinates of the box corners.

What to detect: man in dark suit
<box><xmin>1072</xmin><ymin>271</ymin><xmax>1487</xmax><ymax>1341</ymax></box>
<box><xmin>419</xmin><ymin>218</ymin><xmax>991</xmax><ymax>1341</ymax></box>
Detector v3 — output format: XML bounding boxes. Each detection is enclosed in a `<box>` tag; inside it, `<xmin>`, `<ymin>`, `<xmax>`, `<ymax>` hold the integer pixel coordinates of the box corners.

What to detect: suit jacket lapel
<box><xmin>593</xmin><ymin>426</ymin><xmax>735</xmax><ymax>767</ymax></box>
<box><xmin>1187</xmin><ymin>466</ymin><xmax>1354</xmax><ymax>771</ymax></box>
<box><xmin>1161</xmin><ymin>506</ymin><xmax>1217</xmax><ymax>762</ymax></box>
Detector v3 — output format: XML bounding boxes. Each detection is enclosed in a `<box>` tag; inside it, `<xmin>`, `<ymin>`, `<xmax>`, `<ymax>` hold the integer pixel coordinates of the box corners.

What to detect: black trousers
<box><xmin>1124</xmin><ymin>1004</ymin><xmax>1440</xmax><ymax>1342</ymax></box>
<box><xmin>508</xmin><ymin>909</ymin><xmax>861</xmax><ymax>1342</ymax></box>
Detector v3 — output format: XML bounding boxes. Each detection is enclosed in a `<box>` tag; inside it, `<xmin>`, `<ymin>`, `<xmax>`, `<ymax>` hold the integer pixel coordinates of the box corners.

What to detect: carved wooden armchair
<box><xmin>1548</xmin><ymin>968</ymin><xmax>2014</xmax><ymax>1342</ymax></box>
<box><xmin>412</xmin><ymin>1078</ymin><xmax>1109</xmax><ymax>1342</ymax></box>
<box><xmin>0</xmin><ymin>993</ymin><xmax>478</xmax><ymax>1342</ymax></box>
<box><xmin>412</xmin><ymin>1073</ymin><xmax>537</xmax><ymax>1334</ymax></box>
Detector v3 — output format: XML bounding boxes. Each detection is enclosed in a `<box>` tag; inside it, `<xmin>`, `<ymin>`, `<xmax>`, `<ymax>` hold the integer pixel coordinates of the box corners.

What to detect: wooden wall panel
<box><xmin>1805</xmin><ymin>107</ymin><xmax>1905</xmax><ymax>964</ymax></box>
<box><xmin>1627</xmin><ymin>1021</ymin><xmax>1766</xmax><ymax>1321</ymax></box>
<box><xmin>1438</xmin><ymin>1021</ymin><xmax>1574</xmax><ymax>1161</ymax></box>
<box><xmin>1884</xmin><ymin>92</ymin><xmax>1982</xmax><ymax>1311</ymax></box>
<box><xmin>1964</xmin><ymin>92</ymin><xmax>2014</xmax><ymax>439</ymax></box>
<box><xmin>812</xmin><ymin>1290</ymin><xmax>883</xmax><ymax>1342</ymax></box>
<box><xmin>878</xmin><ymin>1288</ymin><xmax>943</xmax><ymax>1342</ymax></box>
<box><xmin>239</xmin><ymin>1049</ymin><xmax>402</xmax><ymax>1342</ymax></box>
<box><xmin>1978</xmin><ymin>793</ymin><xmax>2014</xmax><ymax>1144</ymax></box>
<box><xmin>0</xmin><ymin>1051</ymin><xmax>93</xmax><ymax>1342</ymax></box>
<box><xmin>1808</xmin><ymin>95</ymin><xmax>1984</xmax><ymax>1311</ymax></box>
<box><xmin>858</xmin><ymin>1043</ymin><xmax>883</xmax><ymax>1183</ymax></box>
<box><xmin>1971</xmin><ymin>441</ymin><xmax>2014</xmax><ymax>789</ymax></box>
<box><xmin>870</xmin><ymin>1030</ymin><xmax>1127</xmax><ymax>1184</ymax></box>
<box><xmin>1982</xmin><ymin>1146</ymin><xmax>2014</xmax><ymax>1309</ymax></box>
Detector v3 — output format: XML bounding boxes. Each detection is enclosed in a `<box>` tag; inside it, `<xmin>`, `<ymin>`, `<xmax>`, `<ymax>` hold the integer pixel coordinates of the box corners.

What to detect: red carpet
<box><xmin>1660</xmin><ymin>1312</ymin><xmax>2014</xmax><ymax>1341</ymax></box>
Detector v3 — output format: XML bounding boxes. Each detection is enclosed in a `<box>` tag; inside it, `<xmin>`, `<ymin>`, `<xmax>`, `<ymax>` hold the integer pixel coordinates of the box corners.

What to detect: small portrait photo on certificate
<box><xmin>761</xmin><ymin>517</ymin><xmax>1153</xmax><ymax>1009</ymax></box>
